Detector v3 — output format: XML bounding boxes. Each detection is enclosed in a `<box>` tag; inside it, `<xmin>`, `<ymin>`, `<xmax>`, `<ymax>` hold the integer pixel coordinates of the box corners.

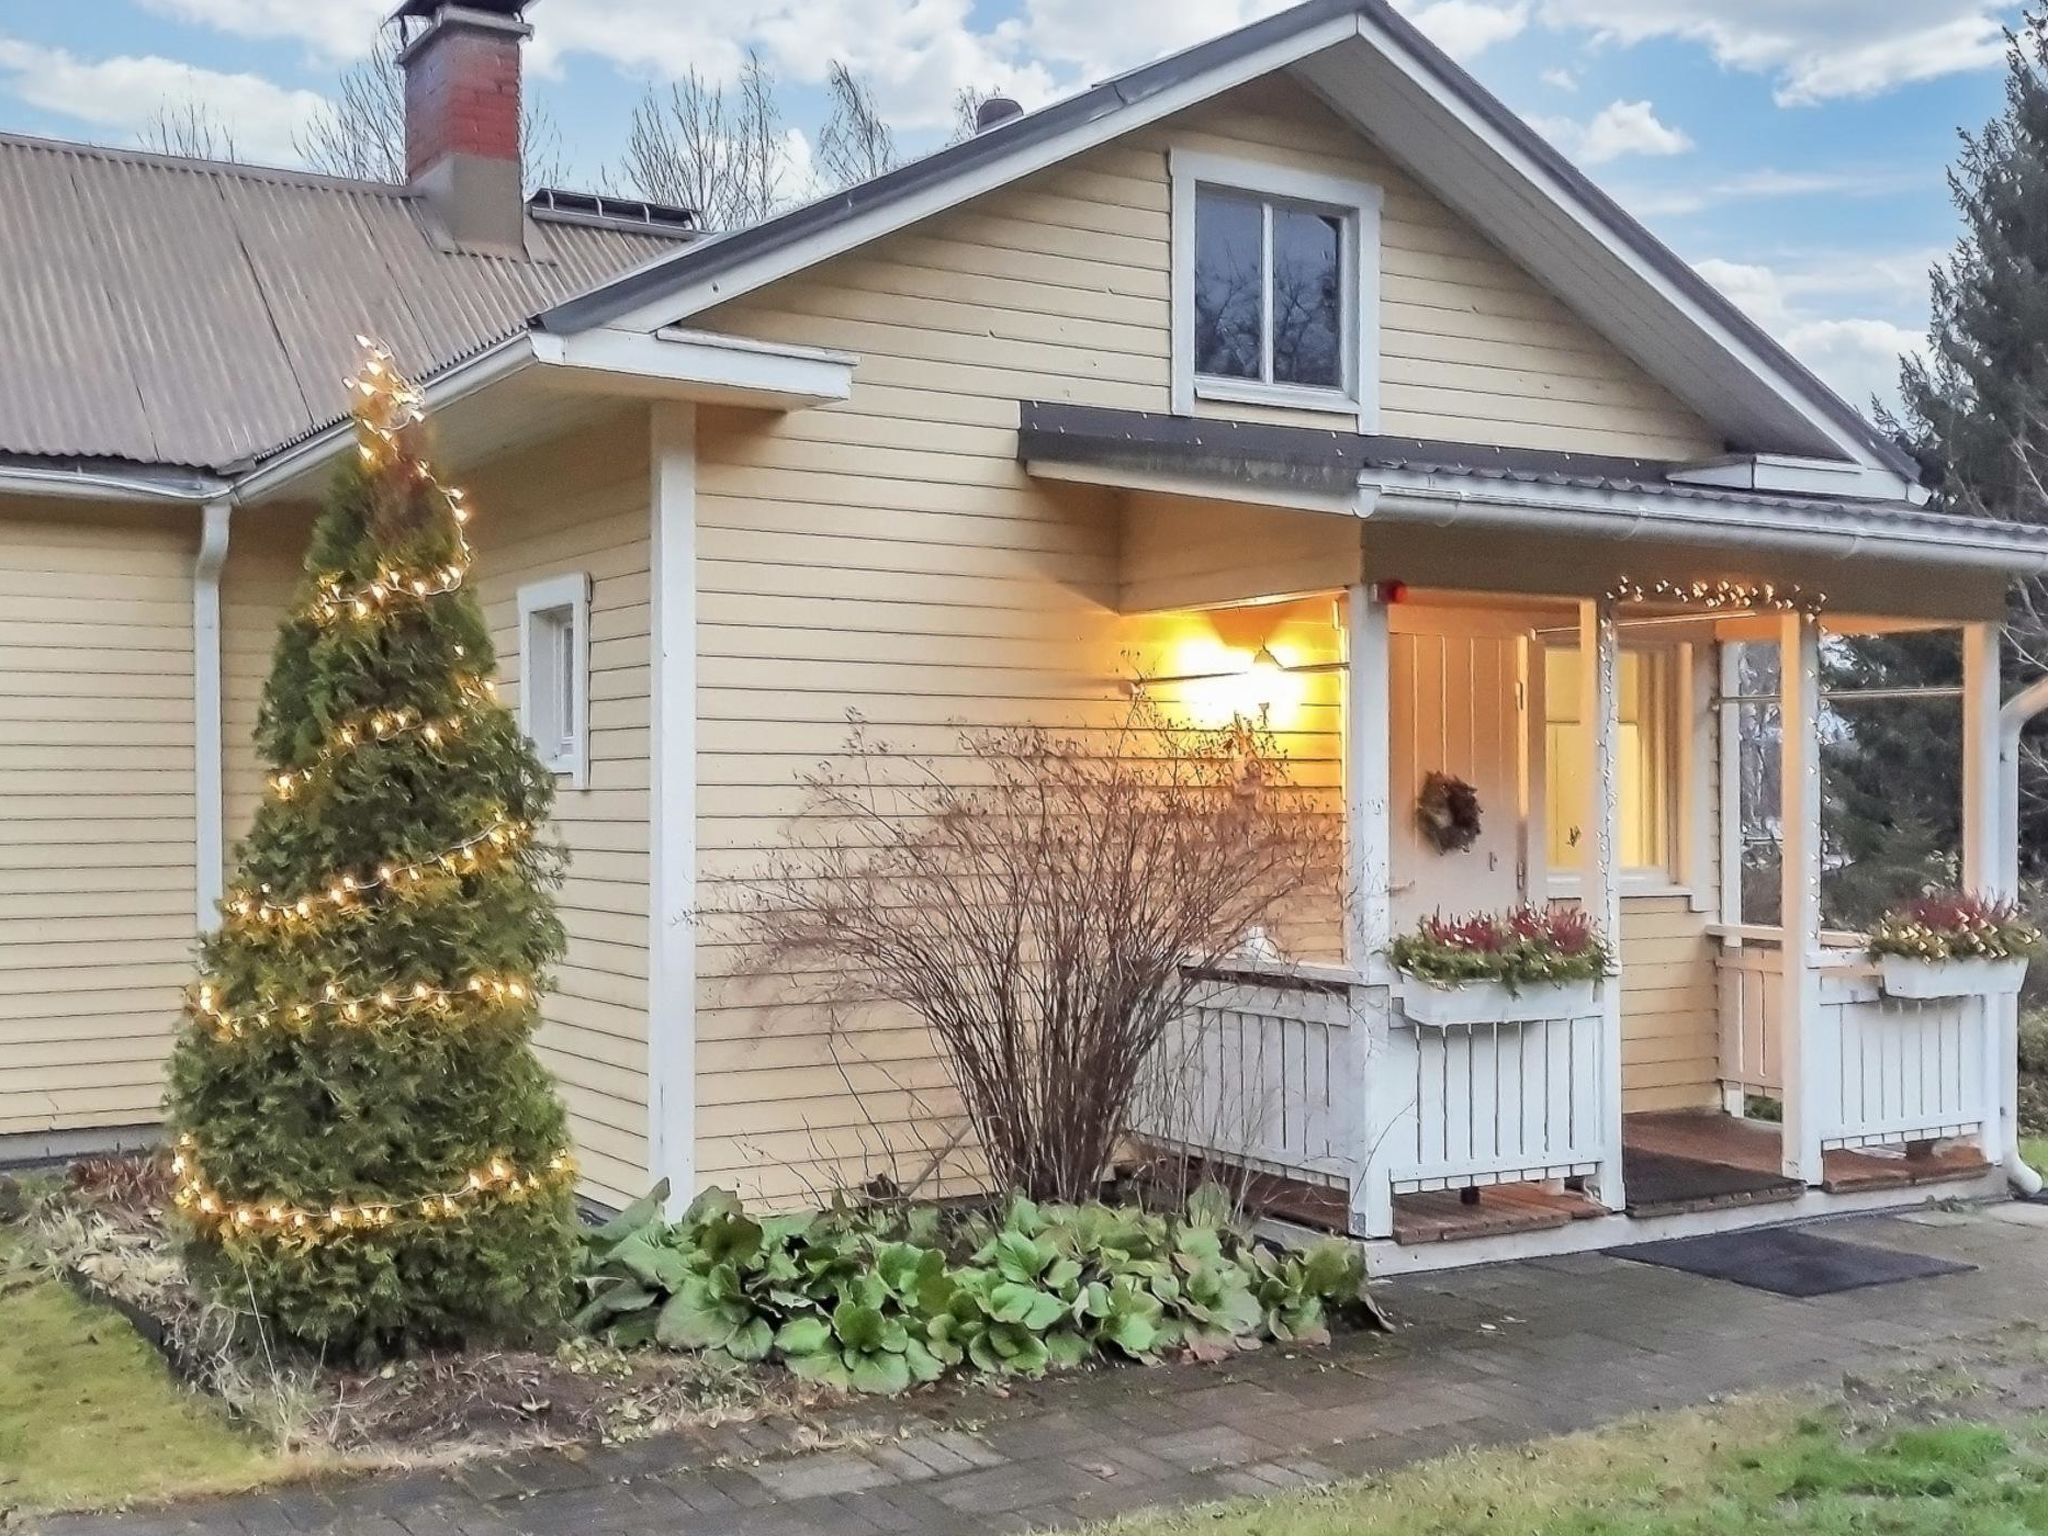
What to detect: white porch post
<box><xmin>1579</xmin><ymin>601</ymin><xmax>1626</xmax><ymax>1212</ymax></box>
<box><xmin>1962</xmin><ymin>622</ymin><xmax>2006</xmax><ymax>1164</ymax></box>
<box><xmin>1345</xmin><ymin>580</ymin><xmax>1400</xmax><ymax>1239</ymax></box>
<box><xmin>1777</xmin><ymin>611</ymin><xmax>1826</xmax><ymax>1184</ymax></box>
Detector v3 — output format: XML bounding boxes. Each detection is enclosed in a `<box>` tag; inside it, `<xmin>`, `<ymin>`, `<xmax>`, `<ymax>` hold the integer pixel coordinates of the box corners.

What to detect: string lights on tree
<box><xmin>166</xmin><ymin>341</ymin><xmax>579</xmax><ymax>1356</ymax></box>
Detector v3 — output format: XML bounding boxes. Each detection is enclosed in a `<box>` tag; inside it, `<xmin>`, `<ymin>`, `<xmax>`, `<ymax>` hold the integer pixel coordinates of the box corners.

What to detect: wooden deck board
<box><xmin>1392</xmin><ymin>1183</ymin><xmax>1606</xmax><ymax>1245</ymax></box>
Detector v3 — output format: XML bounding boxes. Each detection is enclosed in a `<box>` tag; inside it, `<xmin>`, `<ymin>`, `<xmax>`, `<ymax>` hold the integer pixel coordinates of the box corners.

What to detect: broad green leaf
<box><xmin>850</xmin><ymin>1351</ymin><xmax>913</xmax><ymax>1396</ymax></box>
<box><xmin>774</xmin><ymin>1316</ymin><xmax>833</xmax><ymax>1356</ymax></box>
<box><xmin>589</xmin><ymin>1181</ymin><xmax>670</xmax><ymax>1244</ymax></box>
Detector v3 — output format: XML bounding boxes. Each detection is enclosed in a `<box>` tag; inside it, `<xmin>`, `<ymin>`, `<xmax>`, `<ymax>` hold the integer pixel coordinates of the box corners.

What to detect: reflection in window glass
<box><xmin>1193</xmin><ymin>191</ymin><xmax>1263</xmax><ymax>381</ymax></box>
<box><xmin>1544</xmin><ymin>647</ymin><xmax>1671</xmax><ymax>873</ymax></box>
<box><xmin>1270</xmin><ymin>207</ymin><xmax>1343</xmax><ymax>388</ymax></box>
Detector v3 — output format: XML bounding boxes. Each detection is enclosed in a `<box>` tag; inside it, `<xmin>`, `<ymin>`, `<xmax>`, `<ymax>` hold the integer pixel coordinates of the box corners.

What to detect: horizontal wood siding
<box><xmin>1619</xmin><ymin>895</ymin><xmax>1720</xmax><ymax>1113</ymax></box>
<box><xmin>691</xmin><ymin>75</ymin><xmax>1722</xmax><ymax>1204</ymax></box>
<box><xmin>0</xmin><ymin>500</ymin><xmax>196</xmax><ymax>1141</ymax></box>
<box><xmin>221</xmin><ymin>505</ymin><xmax>315</xmax><ymax>877</ymax></box>
<box><xmin>471</xmin><ymin>411</ymin><xmax>653</xmax><ymax>1211</ymax></box>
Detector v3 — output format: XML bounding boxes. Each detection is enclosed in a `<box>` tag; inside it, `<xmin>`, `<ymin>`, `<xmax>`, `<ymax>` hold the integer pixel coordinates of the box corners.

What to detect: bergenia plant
<box><xmin>1865</xmin><ymin>891</ymin><xmax>2044</xmax><ymax>963</ymax></box>
<box><xmin>1389</xmin><ymin>905</ymin><xmax>1612</xmax><ymax>991</ymax></box>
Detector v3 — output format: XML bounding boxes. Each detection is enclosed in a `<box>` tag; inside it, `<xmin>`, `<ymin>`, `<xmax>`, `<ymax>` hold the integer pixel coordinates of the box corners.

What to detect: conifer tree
<box><xmin>168</xmin><ymin>345</ymin><xmax>577</xmax><ymax>1356</ymax></box>
<box><xmin>1888</xmin><ymin>12</ymin><xmax>2048</xmax><ymax>870</ymax></box>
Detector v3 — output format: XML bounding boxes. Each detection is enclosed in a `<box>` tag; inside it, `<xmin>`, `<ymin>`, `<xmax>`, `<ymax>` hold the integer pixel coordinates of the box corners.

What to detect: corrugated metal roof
<box><xmin>0</xmin><ymin>133</ymin><xmax>687</xmax><ymax>470</ymax></box>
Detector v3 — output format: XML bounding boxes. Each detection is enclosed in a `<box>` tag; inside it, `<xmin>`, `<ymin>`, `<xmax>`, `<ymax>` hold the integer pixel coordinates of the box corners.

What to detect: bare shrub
<box><xmin>744</xmin><ymin>701</ymin><xmax>1341</xmax><ymax>1205</ymax></box>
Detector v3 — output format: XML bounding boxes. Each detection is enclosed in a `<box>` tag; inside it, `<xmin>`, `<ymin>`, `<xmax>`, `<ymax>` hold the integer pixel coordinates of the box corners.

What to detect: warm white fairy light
<box><xmin>221</xmin><ymin>814</ymin><xmax>535</xmax><ymax>931</ymax></box>
<box><xmin>172</xmin><ymin>1135</ymin><xmax>575</xmax><ymax>1240</ymax></box>
<box><xmin>307</xmin><ymin>339</ymin><xmax>478</xmax><ymax>629</ymax></box>
<box><xmin>1608</xmin><ymin>577</ymin><xmax>1827</xmax><ymax>616</ymax></box>
<box><xmin>192</xmin><ymin>973</ymin><xmax>536</xmax><ymax>1040</ymax></box>
<box><xmin>269</xmin><ymin>674</ymin><xmax>499</xmax><ymax>802</ymax></box>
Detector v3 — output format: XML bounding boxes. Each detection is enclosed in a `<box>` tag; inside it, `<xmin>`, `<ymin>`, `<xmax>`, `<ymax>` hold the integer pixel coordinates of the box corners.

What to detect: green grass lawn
<box><xmin>0</xmin><ymin>1233</ymin><xmax>286</xmax><ymax>1515</ymax></box>
<box><xmin>2025</xmin><ymin>1136</ymin><xmax>2048</xmax><ymax>1176</ymax></box>
<box><xmin>1093</xmin><ymin>1397</ymin><xmax>2048</xmax><ymax>1535</ymax></box>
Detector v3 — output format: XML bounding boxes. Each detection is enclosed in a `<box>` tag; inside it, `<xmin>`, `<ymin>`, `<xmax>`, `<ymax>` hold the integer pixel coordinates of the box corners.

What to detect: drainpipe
<box><xmin>1997</xmin><ymin>673</ymin><xmax>2048</xmax><ymax>1196</ymax></box>
<box><xmin>193</xmin><ymin>502</ymin><xmax>232</xmax><ymax>931</ymax></box>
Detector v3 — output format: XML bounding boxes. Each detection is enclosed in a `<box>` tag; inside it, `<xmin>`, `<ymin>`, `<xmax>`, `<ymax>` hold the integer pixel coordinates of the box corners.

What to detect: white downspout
<box><xmin>193</xmin><ymin>502</ymin><xmax>232</xmax><ymax>931</ymax></box>
<box><xmin>1996</xmin><ymin>674</ymin><xmax>2048</xmax><ymax>1196</ymax></box>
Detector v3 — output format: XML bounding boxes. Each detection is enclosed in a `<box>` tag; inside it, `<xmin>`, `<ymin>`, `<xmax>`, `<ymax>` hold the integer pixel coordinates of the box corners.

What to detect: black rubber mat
<box><xmin>1623</xmin><ymin>1148</ymin><xmax>1802</xmax><ymax>1213</ymax></box>
<box><xmin>1608</xmin><ymin>1226</ymin><xmax>1975</xmax><ymax>1297</ymax></box>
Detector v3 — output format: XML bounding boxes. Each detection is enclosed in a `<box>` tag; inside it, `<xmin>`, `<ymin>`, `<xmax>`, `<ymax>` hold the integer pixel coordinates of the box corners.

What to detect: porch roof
<box><xmin>1017</xmin><ymin>401</ymin><xmax>2048</xmax><ymax>574</ymax></box>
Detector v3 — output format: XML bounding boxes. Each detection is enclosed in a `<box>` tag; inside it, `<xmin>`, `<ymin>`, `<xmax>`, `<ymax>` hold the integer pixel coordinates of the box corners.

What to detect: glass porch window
<box><xmin>1544</xmin><ymin>646</ymin><xmax>1672</xmax><ymax>874</ymax></box>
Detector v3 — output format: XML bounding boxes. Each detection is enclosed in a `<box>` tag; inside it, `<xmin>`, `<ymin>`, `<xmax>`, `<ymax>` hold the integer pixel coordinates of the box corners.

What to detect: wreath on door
<box><xmin>1417</xmin><ymin>771</ymin><xmax>1483</xmax><ymax>854</ymax></box>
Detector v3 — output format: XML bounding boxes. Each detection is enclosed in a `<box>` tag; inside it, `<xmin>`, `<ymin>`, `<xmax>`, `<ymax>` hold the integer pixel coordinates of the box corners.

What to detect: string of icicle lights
<box><xmin>1607</xmin><ymin>577</ymin><xmax>1827</xmax><ymax>616</ymax></box>
<box><xmin>173</xmin><ymin>1137</ymin><xmax>575</xmax><ymax>1239</ymax></box>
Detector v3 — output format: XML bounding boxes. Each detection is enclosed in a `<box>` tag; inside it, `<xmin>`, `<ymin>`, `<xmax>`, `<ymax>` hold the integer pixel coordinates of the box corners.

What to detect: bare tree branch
<box><xmin>142</xmin><ymin>101</ymin><xmax>240</xmax><ymax>162</ymax></box>
<box><xmin>949</xmin><ymin>85</ymin><xmax>993</xmax><ymax>146</ymax></box>
<box><xmin>297</xmin><ymin>28</ymin><xmax>569</xmax><ymax>192</ymax></box>
<box><xmin>738</xmin><ymin>700</ymin><xmax>1341</xmax><ymax>1204</ymax></box>
<box><xmin>816</xmin><ymin>61</ymin><xmax>899</xmax><ymax>191</ymax></box>
<box><xmin>617</xmin><ymin>51</ymin><xmax>787</xmax><ymax>230</ymax></box>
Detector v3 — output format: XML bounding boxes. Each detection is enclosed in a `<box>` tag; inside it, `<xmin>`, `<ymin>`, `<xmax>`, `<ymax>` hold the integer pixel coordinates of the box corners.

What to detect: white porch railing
<box><xmin>1373</xmin><ymin>996</ymin><xmax>1609</xmax><ymax>1194</ymax></box>
<box><xmin>1714</xmin><ymin>928</ymin><xmax>1995</xmax><ymax>1156</ymax></box>
<box><xmin>1133</xmin><ymin>964</ymin><xmax>1615</xmax><ymax>1237</ymax></box>
<box><xmin>1133</xmin><ymin>967</ymin><xmax>1367</xmax><ymax>1191</ymax></box>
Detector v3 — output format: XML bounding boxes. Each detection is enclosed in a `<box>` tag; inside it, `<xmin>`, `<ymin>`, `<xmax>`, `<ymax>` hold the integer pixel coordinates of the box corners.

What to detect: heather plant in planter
<box><xmin>1867</xmin><ymin>891</ymin><xmax>2043</xmax><ymax>999</ymax></box>
<box><xmin>1390</xmin><ymin>906</ymin><xmax>1612</xmax><ymax>1026</ymax></box>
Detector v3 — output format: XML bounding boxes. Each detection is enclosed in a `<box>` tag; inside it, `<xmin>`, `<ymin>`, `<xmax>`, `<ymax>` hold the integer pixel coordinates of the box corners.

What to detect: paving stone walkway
<box><xmin>39</xmin><ymin>1205</ymin><xmax>2048</xmax><ymax>1536</ymax></box>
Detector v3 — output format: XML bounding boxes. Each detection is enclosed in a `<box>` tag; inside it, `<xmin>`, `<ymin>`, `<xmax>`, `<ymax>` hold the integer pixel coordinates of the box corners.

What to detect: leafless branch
<box><xmin>738</xmin><ymin>699</ymin><xmax>1341</xmax><ymax>1204</ymax></box>
<box><xmin>617</xmin><ymin>51</ymin><xmax>787</xmax><ymax>230</ymax></box>
<box><xmin>816</xmin><ymin>61</ymin><xmax>899</xmax><ymax>190</ymax></box>
<box><xmin>142</xmin><ymin>101</ymin><xmax>240</xmax><ymax>162</ymax></box>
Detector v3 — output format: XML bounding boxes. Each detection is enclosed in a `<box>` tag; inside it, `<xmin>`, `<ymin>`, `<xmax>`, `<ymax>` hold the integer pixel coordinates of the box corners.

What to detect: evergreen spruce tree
<box><xmin>168</xmin><ymin>346</ymin><xmax>577</xmax><ymax>1356</ymax></box>
<box><xmin>1887</xmin><ymin>11</ymin><xmax>2048</xmax><ymax>873</ymax></box>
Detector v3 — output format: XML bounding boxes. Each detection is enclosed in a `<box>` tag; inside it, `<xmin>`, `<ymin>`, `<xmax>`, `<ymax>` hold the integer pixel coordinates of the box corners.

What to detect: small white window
<box><xmin>1170</xmin><ymin>149</ymin><xmax>1381</xmax><ymax>428</ymax></box>
<box><xmin>517</xmin><ymin>572</ymin><xmax>591</xmax><ymax>789</ymax></box>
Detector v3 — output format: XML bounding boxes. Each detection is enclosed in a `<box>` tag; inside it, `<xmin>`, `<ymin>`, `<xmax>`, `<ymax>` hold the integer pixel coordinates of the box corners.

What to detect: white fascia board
<box><xmin>534</xmin><ymin>325</ymin><xmax>856</xmax><ymax>407</ymax></box>
<box><xmin>1668</xmin><ymin>455</ymin><xmax>1917</xmax><ymax>502</ymax></box>
<box><xmin>588</xmin><ymin>15</ymin><xmax>1365</xmax><ymax>335</ymax></box>
<box><xmin>1297</xmin><ymin>34</ymin><xmax>1890</xmax><ymax>476</ymax></box>
<box><xmin>237</xmin><ymin>324</ymin><xmax>855</xmax><ymax>504</ymax></box>
<box><xmin>1360</xmin><ymin>469</ymin><xmax>2048</xmax><ymax>572</ymax></box>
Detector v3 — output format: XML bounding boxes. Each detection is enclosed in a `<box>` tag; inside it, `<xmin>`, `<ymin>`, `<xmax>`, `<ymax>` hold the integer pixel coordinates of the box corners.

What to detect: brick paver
<box><xmin>35</xmin><ymin>1205</ymin><xmax>2048</xmax><ymax>1536</ymax></box>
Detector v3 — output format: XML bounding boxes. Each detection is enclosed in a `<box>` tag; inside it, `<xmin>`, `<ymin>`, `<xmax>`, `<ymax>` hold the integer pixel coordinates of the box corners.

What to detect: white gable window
<box><xmin>517</xmin><ymin>572</ymin><xmax>591</xmax><ymax>790</ymax></box>
<box><xmin>1170</xmin><ymin>149</ymin><xmax>1381</xmax><ymax>428</ymax></box>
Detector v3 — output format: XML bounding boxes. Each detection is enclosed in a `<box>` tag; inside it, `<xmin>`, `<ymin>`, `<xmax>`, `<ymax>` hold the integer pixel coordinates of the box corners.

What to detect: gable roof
<box><xmin>0</xmin><ymin>133</ymin><xmax>690</xmax><ymax>471</ymax></box>
<box><xmin>540</xmin><ymin>0</ymin><xmax>1914</xmax><ymax>481</ymax></box>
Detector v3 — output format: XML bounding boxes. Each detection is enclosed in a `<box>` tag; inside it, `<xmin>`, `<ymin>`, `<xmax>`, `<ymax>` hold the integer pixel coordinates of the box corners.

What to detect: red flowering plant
<box><xmin>1865</xmin><ymin>891</ymin><xmax>2043</xmax><ymax>964</ymax></box>
<box><xmin>1389</xmin><ymin>904</ymin><xmax>1612</xmax><ymax>992</ymax></box>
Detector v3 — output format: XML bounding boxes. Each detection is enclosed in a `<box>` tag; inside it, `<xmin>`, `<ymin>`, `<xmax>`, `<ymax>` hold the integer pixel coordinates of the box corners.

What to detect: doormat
<box><xmin>1623</xmin><ymin>1148</ymin><xmax>1803</xmax><ymax>1214</ymax></box>
<box><xmin>1607</xmin><ymin>1226</ymin><xmax>1974</xmax><ymax>1297</ymax></box>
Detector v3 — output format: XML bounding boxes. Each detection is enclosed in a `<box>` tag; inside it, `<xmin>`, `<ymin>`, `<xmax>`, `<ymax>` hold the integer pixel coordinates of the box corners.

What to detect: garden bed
<box><xmin>3</xmin><ymin>1155</ymin><xmax>1385</xmax><ymax>1477</ymax></box>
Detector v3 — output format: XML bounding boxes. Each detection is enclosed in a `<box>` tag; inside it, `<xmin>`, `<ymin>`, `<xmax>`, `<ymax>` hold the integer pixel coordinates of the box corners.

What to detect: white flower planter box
<box><xmin>1876</xmin><ymin>955</ymin><xmax>2028</xmax><ymax>1001</ymax></box>
<box><xmin>1398</xmin><ymin>977</ymin><xmax>1600</xmax><ymax>1028</ymax></box>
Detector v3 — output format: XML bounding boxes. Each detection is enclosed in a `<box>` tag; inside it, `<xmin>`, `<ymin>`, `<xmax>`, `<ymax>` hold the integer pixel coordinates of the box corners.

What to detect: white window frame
<box><xmin>517</xmin><ymin>571</ymin><xmax>591</xmax><ymax>791</ymax></box>
<box><xmin>1537</xmin><ymin>636</ymin><xmax>1698</xmax><ymax>902</ymax></box>
<box><xmin>1169</xmin><ymin>148</ymin><xmax>1382</xmax><ymax>430</ymax></box>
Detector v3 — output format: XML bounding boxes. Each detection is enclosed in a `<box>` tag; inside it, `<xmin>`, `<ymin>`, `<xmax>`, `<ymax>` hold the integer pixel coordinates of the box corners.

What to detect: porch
<box><xmin>1088</xmin><ymin>469</ymin><xmax>2031</xmax><ymax>1268</ymax></box>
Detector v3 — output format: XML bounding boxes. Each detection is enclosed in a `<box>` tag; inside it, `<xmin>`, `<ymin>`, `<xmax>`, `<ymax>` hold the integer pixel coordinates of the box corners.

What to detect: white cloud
<box><xmin>1695</xmin><ymin>256</ymin><xmax>1929</xmax><ymax>412</ymax></box>
<box><xmin>1617</xmin><ymin>165</ymin><xmax>1931</xmax><ymax>219</ymax></box>
<box><xmin>1542</xmin><ymin>66</ymin><xmax>1579</xmax><ymax>91</ymax></box>
<box><xmin>1531</xmin><ymin>99</ymin><xmax>1692</xmax><ymax>165</ymax></box>
<box><xmin>0</xmin><ymin>37</ymin><xmax>327</xmax><ymax>167</ymax></box>
<box><xmin>132</xmin><ymin>0</ymin><xmax>385</xmax><ymax>62</ymax></box>
<box><xmin>1538</xmin><ymin>1</ymin><xmax>2008</xmax><ymax>105</ymax></box>
<box><xmin>1395</xmin><ymin>0</ymin><xmax>1532</xmax><ymax>61</ymax></box>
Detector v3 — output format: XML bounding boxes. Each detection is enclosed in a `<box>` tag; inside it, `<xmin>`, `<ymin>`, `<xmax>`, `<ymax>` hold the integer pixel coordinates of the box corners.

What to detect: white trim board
<box><xmin>647</xmin><ymin>403</ymin><xmax>699</xmax><ymax>1212</ymax></box>
<box><xmin>515</xmin><ymin>570</ymin><xmax>592</xmax><ymax>791</ymax></box>
<box><xmin>192</xmin><ymin>501</ymin><xmax>231</xmax><ymax>930</ymax></box>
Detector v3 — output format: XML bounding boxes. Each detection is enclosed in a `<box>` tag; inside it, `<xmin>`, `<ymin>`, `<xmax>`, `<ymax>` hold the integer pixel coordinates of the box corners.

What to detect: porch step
<box><xmin>1392</xmin><ymin>1183</ymin><xmax>1606</xmax><ymax>1246</ymax></box>
<box><xmin>1623</xmin><ymin>1147</ymin><xmax>1803</xmax><ymax>1220</ymax></box>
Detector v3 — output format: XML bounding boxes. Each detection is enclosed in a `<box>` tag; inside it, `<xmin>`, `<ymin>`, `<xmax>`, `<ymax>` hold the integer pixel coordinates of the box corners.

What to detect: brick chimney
<box><xmin>392</xmin><ymin>0</ymin><xmax>532</xmax><ymax>254</ymax></box>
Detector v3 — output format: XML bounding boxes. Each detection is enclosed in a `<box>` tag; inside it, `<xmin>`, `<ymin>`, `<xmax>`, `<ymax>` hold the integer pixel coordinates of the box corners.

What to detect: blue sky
<box><xmin>0</xmin><ymin>0</ymin><xmax>2026</xmax><ymax>415</ymax></box>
